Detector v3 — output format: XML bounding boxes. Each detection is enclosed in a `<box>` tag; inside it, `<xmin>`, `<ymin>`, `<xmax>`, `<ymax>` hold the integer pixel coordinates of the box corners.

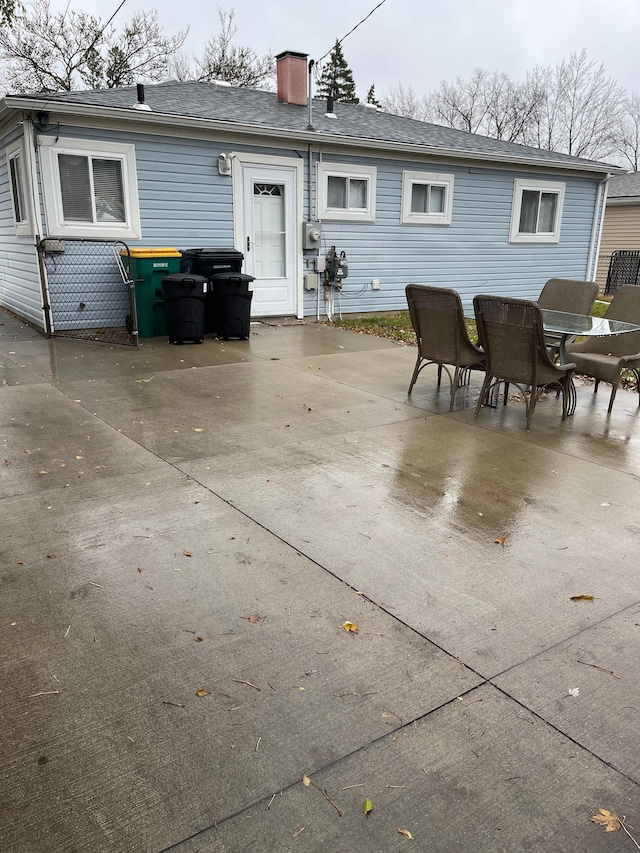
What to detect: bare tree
<box><xmin>612</xmin><ymin>93</ymin><xmax>640</xmax><ymax>171</ymax></box>
<box><xmin>381</xmin><ymin>82</ymin><xmax>428</xmax><ymax>120</ymax></box>
<box><xmin>184</xmin><ymin>8</ymin><xmax>274</xmax><ymax>89</ymax></box>
<box><xmin>0</xmin><ymin>0</ymin><xmax>187</xmax><ymax>93</ymax></box>
<box><xmin>525</xmin><ymin>50</ymin><xmax>624</xmax><ymax>160</ymax></box>
<box><xmin>382</xmin><ymin>49</ymin><xmax>625</xmax><ymax>163</ymax></box>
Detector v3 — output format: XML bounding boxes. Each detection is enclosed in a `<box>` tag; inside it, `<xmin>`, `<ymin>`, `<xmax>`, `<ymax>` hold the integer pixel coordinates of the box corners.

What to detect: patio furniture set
<box><xmin>406</xmin><ymin>279</ymin><xmax>640</xmax><ymax>430</ymax></box>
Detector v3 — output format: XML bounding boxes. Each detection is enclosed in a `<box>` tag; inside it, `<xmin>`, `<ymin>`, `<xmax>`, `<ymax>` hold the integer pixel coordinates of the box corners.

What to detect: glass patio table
<box><xmin>540</xmin><ymin>308</ymin><xmax>640</xmax><ymax>415</ymax></box>
<box><xmin>540</xmin><ymin>308</ymin><xmax>640</xmax><ymax>364</ymax></box>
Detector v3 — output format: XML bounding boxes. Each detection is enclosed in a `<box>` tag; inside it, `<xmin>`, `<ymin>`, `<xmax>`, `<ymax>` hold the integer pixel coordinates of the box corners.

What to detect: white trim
<box><xmin>38</xmin><ymin>136</ymin><xmax>141</xmax><ymax>240</ymax></box>
<box><xmin>401</xmin><ymin>170</ymin><xmax>454</xmax><ymax>225</ymax></box>
<box><xmin>5</xmin><ymin>139</ymin><xmax>32</xmax><ymax>235</ymax></box>
<box><xmin>232</xmin><ymin>152</ymin><xmax>304</xmax><ymax>318</ymax></box>
<box><xmin>316</xmin><ymin>161</ymin><xmax>376</xmax><ymax>222</ymax></box>
<box><xmin>509</xmin><ymin>178</ymin><xmax>565</xmax><ymax>244</ymax></box>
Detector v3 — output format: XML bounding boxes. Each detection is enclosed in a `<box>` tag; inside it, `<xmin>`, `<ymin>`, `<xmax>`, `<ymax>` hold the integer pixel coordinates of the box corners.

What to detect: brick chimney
<box><xmin>276</xmin><ymin>51</ymin><xmax>308</xmax><ymax>106</ymax></box>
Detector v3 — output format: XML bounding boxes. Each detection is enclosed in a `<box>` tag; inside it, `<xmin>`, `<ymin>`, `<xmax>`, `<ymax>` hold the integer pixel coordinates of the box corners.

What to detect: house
<box><xmin>596</xmin><ymin>172</ymin><xmax>640</xmax><ymax>291</ymax></box>
<box><xmin>0</xmin><ymin>51</ymin><xmax>625</xmax><ymax>337</ymax></box>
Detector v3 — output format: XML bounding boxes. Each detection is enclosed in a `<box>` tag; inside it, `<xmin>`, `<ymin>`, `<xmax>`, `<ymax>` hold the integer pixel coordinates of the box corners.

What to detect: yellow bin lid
<box><xmin>121</xmin><ymin>248</ymin><xmax>182</xmax><ymax>258</ymax></box>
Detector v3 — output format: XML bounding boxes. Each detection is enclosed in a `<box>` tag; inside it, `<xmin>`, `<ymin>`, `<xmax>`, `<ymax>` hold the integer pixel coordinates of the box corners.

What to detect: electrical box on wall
<box><xmin>304</xmin><ymin>273</ymin><xmax>318</xmax><ymax>291</ymax></box>
<box><xmin>303</xmin><ymin>221</ymin><xmax>322</xmax><ymax>250</ymax></box>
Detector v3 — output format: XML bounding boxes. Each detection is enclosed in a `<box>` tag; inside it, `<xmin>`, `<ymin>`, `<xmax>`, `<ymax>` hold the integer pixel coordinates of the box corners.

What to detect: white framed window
<box><xmin>509</xmin><ymin>179</ymin><xmax>565</xmax><ymax>243</ymax></box>
<box><xmin>317</xmin><ymin>162</ymin><xmax>376</xmax><ymax>222</ymax></box>
<box><xmin>39</xmin><ymin>137</ymin><xmax>141</xmax><ymax>240</ymax></box>
<box><xmin>6</xmin><ymin>140</ymin><xmax>31</xmax><ymax>234</ymax></box>
<box><xmin>401</xmin><ymin>171</ymin><xmax>454</xmax><ymax>225</ymax></box>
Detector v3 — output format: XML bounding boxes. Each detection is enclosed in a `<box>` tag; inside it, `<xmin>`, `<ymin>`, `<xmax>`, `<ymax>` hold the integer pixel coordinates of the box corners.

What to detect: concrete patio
<box><xmin>1</xmin><ymin>309</ymin><xmax>639</xmax><ymax>852</ymax></box>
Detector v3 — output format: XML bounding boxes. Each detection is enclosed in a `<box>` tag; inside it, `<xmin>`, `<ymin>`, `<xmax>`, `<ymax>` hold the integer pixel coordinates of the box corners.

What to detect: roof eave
<box><xmin>2</xmin><ymin>96</ymin><xmax>623</xmax><ymax>176</ymax></box>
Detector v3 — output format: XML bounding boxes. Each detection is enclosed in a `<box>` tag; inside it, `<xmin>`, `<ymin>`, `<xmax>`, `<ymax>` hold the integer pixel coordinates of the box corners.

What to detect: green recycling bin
<box><xmin>120</xmin><ymin>248</ymin><xmax>182</xmax><ymax>338</ymax></box>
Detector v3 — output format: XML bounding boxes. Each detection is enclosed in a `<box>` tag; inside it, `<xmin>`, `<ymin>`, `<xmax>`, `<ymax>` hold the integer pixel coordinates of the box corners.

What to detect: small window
<box><xmin>39</xmin><ymin>138</ymin><xmax>141</xmax><ymax>240</ymax></box>
<box><xmin>317</xmin><ymin>162</ymin><xmax>376</xmax><ymax>221</ymax></box>
<box><xmin>510</xmin><ymin>179</ymin><xmax>565</xmax><ymax>243</ymax></box>
<box><xmin>6</xmin><ymin>141</ymin><xmax>31</xmax><ymax>234</ymax></box>
<box><xmin>401</xmin><ymin>171</ymin><xmax>454</xmax><ymax>225</ymax></box>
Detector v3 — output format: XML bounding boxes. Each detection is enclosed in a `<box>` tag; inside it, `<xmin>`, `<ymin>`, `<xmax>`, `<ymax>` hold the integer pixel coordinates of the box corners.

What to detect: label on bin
<box><xmin>248</xmin><ymin>283</ymin><xmax>254</xmax><ymax>291</ymax></box>
<box><xmin>152</xmin><ymin>262</ymin><xmax>170</xmax><ymax>269</ymax></box>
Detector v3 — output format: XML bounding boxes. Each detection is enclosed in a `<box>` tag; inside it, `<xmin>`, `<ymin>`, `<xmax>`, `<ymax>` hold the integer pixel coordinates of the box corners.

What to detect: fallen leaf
<box><xmin>47</xmin><ymin>554</ymin><xmax>56</xmax><ymax>559</ymax></box>
<box><xmin>75</xmin><ymin>455</ymin><xmax>83</xmax><ymax>460</ymax></box>
<box><xmin>590</xmin><ymin>809</ymin><xmax>621</xmax><ymax>832</ymax></box>
<box><xmin>570</xmin><ymin>594</ymin><xmax>594</xmax><ymax>603</ymax></box>
<box><xmin>302</xmin><ymin>775</ymin><xmax>311</xmax><ymax>787</ymax></box>
<box><xmin>183</xmin><ymin>549</ymin><xmax>192</xmax><ymax>557</ymax></box>
<box><xmin>137</xmin><ymin>567</ymin><xmax>143</xmax><ymax>573</ymax></box>
<box><xmin>494</xmin><ymin>536</ymin><xmax>507</xmax><ymax>546</ymax></box>
<box><xmin>17</xmin><ymin>560</ymin><xmax>25</xmax><ymax>565</ymax></box>
<box><xmin>193</xmin><ymin>428</ymin><xmax>203</xmax><ymax>432</ymax></box>
<box><xmin>343</xmin><ymin>621</ymin><xmax>359</xmax><ymax>634</ymax></box>
<box><xmin>194</xmin><ymin>636</ymin><xmax>203</xmax><ymax>642</ymax></box>
<box><xmin>38</xmin><ymin>470</ymin><xmax>47</xmax><ymax>475</ymax></box>
<box><xmin>397</xmin><ymin>827</ymin><xmax>413</xmax><ymax>839</ymax></box>
<box><xmin>4</xmin><ymin>459</ymin><xmax>11</xmax><ymax>465</ymax></box>
<box><xmin>363</xmin><ymin>797</ymin><xmax>373</xmax><ymax>817</ymax></box>
<box><xmin>195</xmin><ymin>689</ymin><xmax>208</xmax><ymax>697</ymax></box>
<box><xmin>248</xmin><ymin>614</ymin><xmax>263</xmax><ymax>623</ymax></box>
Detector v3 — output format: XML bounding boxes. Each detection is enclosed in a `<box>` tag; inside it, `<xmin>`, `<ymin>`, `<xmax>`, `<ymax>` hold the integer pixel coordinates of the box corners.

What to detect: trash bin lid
<box><xmin>162</xmin><ymin>273</ymin><xmax>208</xmax><ymax>283</ymax></box>
<box><xmin>121</xmin><ymin>248</ymin><xmax>182</xmax><ymax>258</ymax></box>
<box><xmin>184</xmin><ymin>248</ymin><xmax>244</xmax><ymax>259</ymax></box>
<box><xmin>208</xmin><ymin>272</ymin><xmax>255</xmax><ymax>282</ymax></box>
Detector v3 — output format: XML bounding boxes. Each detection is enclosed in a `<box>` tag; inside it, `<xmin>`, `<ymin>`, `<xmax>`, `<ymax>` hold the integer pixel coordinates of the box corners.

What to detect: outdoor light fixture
<box><xmin>218</xmin><ymin>153</ymin><xmax>232</xmax><ymax>176</ymax></box>
<box><xmin>35</xmin><ymin>111</ymin><xmax>49</xmax><ymax>130</ymax></box>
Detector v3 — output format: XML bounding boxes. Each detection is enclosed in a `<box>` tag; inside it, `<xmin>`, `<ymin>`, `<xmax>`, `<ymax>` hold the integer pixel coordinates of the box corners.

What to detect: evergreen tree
<box><xmin>316</xmin><ymin>40</ymin><xmax>358</xmax><ymax>104</ymax></box>
<box><xmin>365</xmin><ymin>83</ymin><xmax>380</xmax><ymax>107</ymax></box>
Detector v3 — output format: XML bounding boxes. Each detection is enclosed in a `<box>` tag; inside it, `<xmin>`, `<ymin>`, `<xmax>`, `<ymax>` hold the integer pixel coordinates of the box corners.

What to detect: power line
<box><xmin>317</xmin><ymin>0</ymin><xmax>388</xmax><ymax>64</ymax></box>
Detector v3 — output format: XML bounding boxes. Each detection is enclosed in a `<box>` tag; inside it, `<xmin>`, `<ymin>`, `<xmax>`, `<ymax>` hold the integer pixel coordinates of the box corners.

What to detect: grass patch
<box><xmin>332</xmin><ymin>299</ymin><xmax>609</xmax><ymax>345</ymax></box>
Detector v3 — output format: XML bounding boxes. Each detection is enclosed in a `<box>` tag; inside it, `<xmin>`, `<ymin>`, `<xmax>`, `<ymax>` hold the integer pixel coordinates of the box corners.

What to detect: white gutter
<box><xmin>2</xmin><ymin>97</ymin><xmax>623</xmax><ymax>177</ymax></box>
<box><xmin>587</xmin><ymin>174</ymin><xmax>611</xmax><ymax>281</ymax></box>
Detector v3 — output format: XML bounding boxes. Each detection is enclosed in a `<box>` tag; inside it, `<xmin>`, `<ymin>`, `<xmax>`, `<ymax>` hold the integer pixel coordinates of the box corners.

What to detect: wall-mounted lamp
<box><xmin>35</xmin><ymin>111</ymin><xmax>49</xmax><ymax>130</ymax></box>
<box><xmin>218</xmin><ymin>153</ymin><xmax>232</xmax><ymax>176</ymax></box>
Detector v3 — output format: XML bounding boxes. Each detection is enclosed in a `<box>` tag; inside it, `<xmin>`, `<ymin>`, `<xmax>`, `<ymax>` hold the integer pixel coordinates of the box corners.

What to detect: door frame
<box><xmin>232</xmin><ymin>152</ymin><xmax>304</xmax><ymax>318</ymax></box>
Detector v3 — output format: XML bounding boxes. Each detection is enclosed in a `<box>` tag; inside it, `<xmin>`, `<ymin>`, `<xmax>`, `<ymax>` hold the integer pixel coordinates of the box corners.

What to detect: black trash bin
<box><xmin>209</xmin><ymin>272</ymin><xmax>255</xmax><ymax>340</ymax></box>
<box><xmin>180</xmin><ymin>249</ymin><xmax>245</xmax><ymax>334</ymax></box>
<box><xmin>161</xmin><ymin>274</ymin><xmax>207</xmax><ymax>344</ymax></box>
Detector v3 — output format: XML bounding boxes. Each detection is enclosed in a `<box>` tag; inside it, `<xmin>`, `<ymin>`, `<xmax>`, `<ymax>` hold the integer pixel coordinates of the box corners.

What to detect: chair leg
<box><xmin>525</xmin><ymin>387</ymin><xmax>538</xmax><ymax>431</ymax></box>
<box><xmin>408</xmin><ymin>354</ymin><xmax>422</xmax><ymax>395</ymax></box>
<box><xmin>607</xmin><ymin>384</ymin><xmax>618</xmax><ymax>414</ymax></box>
<box><xmin>475</xmin><ymin>374</ymin><xmax>492</xmax><ymax>418</ymax></box>
<box><xmin>437</xmin><ymin>364</ymin><xmax>443</xmax><ymax>389</ymax></box>
<box><xmin>450</xmin><ymin>366</ymin><xmax>461</xmax><ymax>411</ymax></box>
<box><xmin>594</xmin><ymin>379</ymin><xmax>599</xmax><ymax>394</ymax></box>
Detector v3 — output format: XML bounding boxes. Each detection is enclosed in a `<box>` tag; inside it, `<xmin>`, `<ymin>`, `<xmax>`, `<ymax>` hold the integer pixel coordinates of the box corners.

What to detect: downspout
<box><xmin>586</xmin><ymin>174</ymin><xmax>610</xmax><ymax>283</ymax></box>
<box><xmin>23</xmin><ymin>117</ymin><xmax>52</xmax><ymax>335</ymax></box>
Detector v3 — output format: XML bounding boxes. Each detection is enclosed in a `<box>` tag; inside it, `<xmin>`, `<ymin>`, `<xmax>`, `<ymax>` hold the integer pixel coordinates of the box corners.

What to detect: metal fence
<box><xmin>40</xmin><ymin>238</ymin><xmax>138</xmax><ymax>346</ymax></box>
<box><xmin>601</xmin><ymin>250</ymin><xmax>640</xmax><ymax>295</ymax></box>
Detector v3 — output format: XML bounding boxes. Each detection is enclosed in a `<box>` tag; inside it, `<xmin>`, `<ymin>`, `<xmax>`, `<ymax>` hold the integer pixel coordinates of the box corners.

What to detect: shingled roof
<box><xmin>607</xmin><ymin>172</ymin><xmax>640</xmax><ymax>198</ymax></box>
<box><xmin>3</xmin><ymin>80</ymin><xmax>622</xmax><ymax>175</ymax></box>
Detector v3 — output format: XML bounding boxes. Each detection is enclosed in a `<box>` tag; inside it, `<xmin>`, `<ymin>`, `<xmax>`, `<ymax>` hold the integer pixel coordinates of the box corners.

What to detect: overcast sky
<box><xmin>49</xmin><ymin>0</ymin><xmax>640</xmax><ymax>99</ymax></box>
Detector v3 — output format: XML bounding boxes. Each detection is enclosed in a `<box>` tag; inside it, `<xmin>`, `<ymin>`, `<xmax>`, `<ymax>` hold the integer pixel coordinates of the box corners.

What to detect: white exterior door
<box><xmin>234</xmin><ymin>156</ymin><xmax>302</xmax><ymax>317</ymax></box>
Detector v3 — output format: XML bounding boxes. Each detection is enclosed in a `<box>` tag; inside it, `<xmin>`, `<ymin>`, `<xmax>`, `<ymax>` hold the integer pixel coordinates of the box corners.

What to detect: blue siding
<box><xmin>0</xmin><ymin>127</ymin><xmax>44</xmax><ymax>328</ymax></box>
<box><xmin>30</xmin><ymin>123</ymin><xmax>602</xmax><ymax>324</ymax></box>
<box><xmin>303</xmin><ymin>153</ymin><xmax>600</xmax><ymax>317</ymax></box>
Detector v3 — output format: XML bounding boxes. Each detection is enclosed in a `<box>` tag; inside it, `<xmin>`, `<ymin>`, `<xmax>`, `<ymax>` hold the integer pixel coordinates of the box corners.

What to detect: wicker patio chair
<box><xmin>473</xmin><ymin>295</ymin><xmax>575</xmax><ymax>430</ymax></box>
<box><xmin>537</xmin><ymin>278</ymin><xmax>599</xmax><ymax>357</ymax></box>
<box><xmin>406</xmin><ymin>284</ymin><xmax>485</xmax><ymax>411</ymax></box>
<box><xmin>566</xmin><ymin>285</ymin><xmax>640</xmax><ymax>413</ymax></box>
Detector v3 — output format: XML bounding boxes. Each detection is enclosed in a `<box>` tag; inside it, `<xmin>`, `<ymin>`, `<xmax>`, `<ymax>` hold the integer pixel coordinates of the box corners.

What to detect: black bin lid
<box><xmin>183</xmin><ymin>248</ymin><xmax>244</xmax><ymax>259</ymax></box>
<box><xmin>209</xmin><ymin>272</ymin><xmax>255</xmax><ymax>282</ymax></box>
<box><xmin>162</xmin><ymin>273</ymin><xmax>208</xmax><ymax>283</ymax></box>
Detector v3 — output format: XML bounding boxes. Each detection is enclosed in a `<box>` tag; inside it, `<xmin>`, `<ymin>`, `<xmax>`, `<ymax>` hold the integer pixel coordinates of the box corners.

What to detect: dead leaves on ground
<box><xmin>591</xmin><ymin>809</ymin><xmax>621</xmax><ymax>832</ymax></box>
<box><xmin>570</xmin><ymin>594</ymin><xmax>595</xmax><ymax>603</ymax></box>
<box><xmin>342</xmin><ymin>621</ymin><xmax>359</xmax><ymax>634</ymax></box>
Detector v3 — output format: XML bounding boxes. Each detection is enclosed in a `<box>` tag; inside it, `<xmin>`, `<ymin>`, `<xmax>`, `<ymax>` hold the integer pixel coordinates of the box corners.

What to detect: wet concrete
<box><xmin>1</xmin><ymin>309</ymin><xmax>639</xmax><ymax>852</ymax></box>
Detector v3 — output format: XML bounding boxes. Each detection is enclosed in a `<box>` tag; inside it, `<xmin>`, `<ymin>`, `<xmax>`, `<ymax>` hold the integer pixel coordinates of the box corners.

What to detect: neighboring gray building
<box><xmin>0</xmin><ymin>51</ymin><xmax>624</xmax><ymax>335</ymax></box>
